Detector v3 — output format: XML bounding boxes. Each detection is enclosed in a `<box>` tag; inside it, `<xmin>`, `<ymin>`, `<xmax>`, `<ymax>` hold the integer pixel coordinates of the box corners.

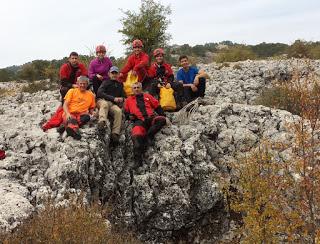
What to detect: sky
<box><xmin>0</xmin><ymin>0</ymin><xmax>320</xmax><ymax>68</ymax></box>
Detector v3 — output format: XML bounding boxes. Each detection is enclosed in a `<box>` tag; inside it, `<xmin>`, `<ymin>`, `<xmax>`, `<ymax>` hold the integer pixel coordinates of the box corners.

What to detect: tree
<box><xmin>119</xmin><ymin>0</ymin><xmax>172</xmax><ymax>57</ymax></box>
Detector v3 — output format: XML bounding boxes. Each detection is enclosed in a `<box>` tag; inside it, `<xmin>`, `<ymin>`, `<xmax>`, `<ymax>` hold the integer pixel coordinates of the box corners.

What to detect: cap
<box><xmin>110</xmin><ymin>66</ymin><xmax>119</xmax><ymax>73</ymax></box>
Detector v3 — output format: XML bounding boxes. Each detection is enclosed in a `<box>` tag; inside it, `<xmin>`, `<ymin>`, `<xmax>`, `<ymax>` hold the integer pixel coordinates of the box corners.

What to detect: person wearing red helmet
<box><xmin>148</xmin><ymin>48</ymin><xmax>184</xmax><ymax>109</ymax></box>
<box><xmin>119</xmin><ymin>39</ymin><xmax>149</xmax><ymax>86</ymax></box>
<box><xmin>88</xmin><ymin>45</ymin><xmax>113</xmax><ymax>94</ymax></box>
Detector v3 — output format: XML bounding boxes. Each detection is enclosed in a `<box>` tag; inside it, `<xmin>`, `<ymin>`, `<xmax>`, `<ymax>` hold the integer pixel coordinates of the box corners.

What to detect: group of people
<box><xmin>42</xmin><ymin>39</ymin><xmax>208</xmax><ymax>161</ymax></box>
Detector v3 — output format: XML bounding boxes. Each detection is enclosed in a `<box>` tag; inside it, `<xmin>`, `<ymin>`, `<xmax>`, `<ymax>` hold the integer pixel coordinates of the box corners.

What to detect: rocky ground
<box><xmin>0</xmin><ymin>59</ymin><xmax>318</xmax><ymax>243</ymax></box>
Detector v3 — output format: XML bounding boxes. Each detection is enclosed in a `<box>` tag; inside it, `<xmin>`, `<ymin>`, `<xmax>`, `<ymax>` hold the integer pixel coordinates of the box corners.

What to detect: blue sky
<box><xmin>0</xmin><ymin>0</ymin><xmax>319</xmax><ymax>68</ymax></box>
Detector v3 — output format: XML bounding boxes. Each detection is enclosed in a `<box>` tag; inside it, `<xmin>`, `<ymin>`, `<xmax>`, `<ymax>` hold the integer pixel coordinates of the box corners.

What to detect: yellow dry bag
<box><xmin>159</xmin><ymin>87</ymin><xmax>176</xmax><ymax>111</ymax></box>
<box><xmin>123</xmin><ymin>71</ymin><xmax>138</xmax><ymax>97</ymax></box>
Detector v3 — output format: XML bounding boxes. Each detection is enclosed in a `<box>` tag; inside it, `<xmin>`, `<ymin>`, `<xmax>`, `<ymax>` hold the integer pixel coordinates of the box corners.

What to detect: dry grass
<box><xmin>0</xmin><ymin>200</ymin><xmax>140</xmax><ymax>244</ymax></box>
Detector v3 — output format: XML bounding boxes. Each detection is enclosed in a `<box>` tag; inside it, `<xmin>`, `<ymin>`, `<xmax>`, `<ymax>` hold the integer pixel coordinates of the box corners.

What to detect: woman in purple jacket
<box><xmin>89</xmin><ymin>45</ymin><xmax>113</xmax><ymax>94</ymax></box>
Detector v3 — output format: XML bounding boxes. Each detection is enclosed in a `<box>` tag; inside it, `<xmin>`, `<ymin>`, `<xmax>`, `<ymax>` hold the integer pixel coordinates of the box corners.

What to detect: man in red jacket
<box><xmin>119</xmin><ymin>39</ymin><xmax>149</xmax><ymax>88</ymax></box>
<box><xmin>148</xmin><ymin>48</ymin><xmax>184</xmax><ymax>108</ymax></box>
<box><xmin>124</xmin><ymin>82</ymin><xmax>168</xmax><ymax>164</ymax></box>
<box><xmin>60</xmin><ymin>51</ymin><xmax>88</xmax><ymax>99</ymax></box>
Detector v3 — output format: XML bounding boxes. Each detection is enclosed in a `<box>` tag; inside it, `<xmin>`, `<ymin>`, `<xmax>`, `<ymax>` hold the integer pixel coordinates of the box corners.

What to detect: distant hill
<box><xmin>0</xmin><ymin>40</ymin><xmax>319</xmax><ymax>82</ymax></box>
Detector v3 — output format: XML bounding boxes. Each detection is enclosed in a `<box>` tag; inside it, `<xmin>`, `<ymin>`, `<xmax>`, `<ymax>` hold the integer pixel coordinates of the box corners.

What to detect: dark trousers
<box><xmin>131</xmin><ymin>116</ymin><xmax>166</xmax><ymax>152</ymax></box>
<box><xmin>148</xmin><ymin>79</ymin><xmax>184</xmax><ymax>107</ymax></box>
<box><xmin>90</xmin><ymin>76</ymin><xmax>104</xmax><ymax>95</ymax></box>
<box><xmin>183</xmin><ymin>77</ymin><xmax>206</xmax><ymax>103</ymax></box>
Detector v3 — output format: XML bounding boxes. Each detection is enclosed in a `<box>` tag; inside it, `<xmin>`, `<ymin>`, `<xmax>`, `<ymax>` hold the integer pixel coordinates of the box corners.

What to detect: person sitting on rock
<box><xmin>96</xmin><ymin>66</ymin><xmax>125</xmax><ymax>144</ymax></box>
<box><xmin>60</xmin><ymin>51</ymin><xmax>88</xmax><ymax>100</ymax></box>
<box><xmin>42</xmin><ymin>52</ymin><xmax>87</xmax><ymax>132</ymax></box>
<box><xmin>88</xmin><ymin>45</ymin><xmax>113</xmax><ymax>94</ymax></box>
<box><xmin>119</xmin><ymin>39</ymin><xmax>149</xmax><ymax>88</ymax></box>
<box><xmin>176</xmin><ymin>55</ymin><xmax>209</xmax><ymax>103</ymax></box>
<box><xmin>148</xmin><ymin>48</ymin><xmax>184</xmax><ymax>109</ymax></box>
<box><xmin>62</xmin><ymin>76</ymin><xmax>96</xmax><ymax>140</ymax></box>
<box><xmin>124</xmin><ymin>82</ymin><xmax>168</xmax><ymax>163</ymax></box>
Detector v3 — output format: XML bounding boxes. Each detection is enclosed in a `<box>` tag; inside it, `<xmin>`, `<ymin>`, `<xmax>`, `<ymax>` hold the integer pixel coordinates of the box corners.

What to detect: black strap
<box><xmin>136</xmin><ymin>94</ymin><xmax>149</xmax><ymax>120</ymax></box>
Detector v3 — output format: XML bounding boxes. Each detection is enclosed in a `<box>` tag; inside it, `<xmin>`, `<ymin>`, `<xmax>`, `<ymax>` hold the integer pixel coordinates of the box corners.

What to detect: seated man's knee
<box><xmin>131</xmin><ymin>125</ymin><xmax>147</xmax><ymax>137</ymax></box>
<box><xmin>98</xmin><ymin>100</ymin><xmax>108</xmax><ymax>109</ymax></box>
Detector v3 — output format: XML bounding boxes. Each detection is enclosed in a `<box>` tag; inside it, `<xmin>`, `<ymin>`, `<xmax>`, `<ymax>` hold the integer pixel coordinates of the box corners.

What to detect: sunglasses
<box><xmin>132</xmin><ymin>86</ymin><xmax>141</xmax><ymax>89</ymax></box>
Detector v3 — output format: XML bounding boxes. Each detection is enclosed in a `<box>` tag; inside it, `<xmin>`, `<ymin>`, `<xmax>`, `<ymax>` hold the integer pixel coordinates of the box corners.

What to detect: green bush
<box><xmin>214</xmin><ymin>45</ymin><xmax>256</xmax><ymax>63</ymax></box>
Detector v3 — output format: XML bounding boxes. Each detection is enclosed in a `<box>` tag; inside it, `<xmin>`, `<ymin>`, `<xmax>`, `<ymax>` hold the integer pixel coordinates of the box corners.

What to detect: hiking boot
<box><xmin>66</xmin><ymin>127</ymin><xmax>82</xmax><ymax>140</ymax></box>
<box><xmin>110</xmin><ymin>133</ymin><xmax>120</xmax><ymax>145</ymax></box>
<box><xmin>97</xmin><ymin>121</ymin><xmax>106</xmax><ymax>131</ymax></box>
<box><xmin>57</xmin><ymin>125</ymin><xmax>65</xmax><ymax>134</ymax></box>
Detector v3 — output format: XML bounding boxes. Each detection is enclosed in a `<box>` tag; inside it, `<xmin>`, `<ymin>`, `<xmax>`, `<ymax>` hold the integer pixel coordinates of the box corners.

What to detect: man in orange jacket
<box><xmin>62</xmin><ymin>76</ymin><xmax>96</xmax><ymax>140</ymax></box>
<box><xmin>119</xmin><ymin>39</ymin><xmax>149</xmax><ymax>88</ymax></box>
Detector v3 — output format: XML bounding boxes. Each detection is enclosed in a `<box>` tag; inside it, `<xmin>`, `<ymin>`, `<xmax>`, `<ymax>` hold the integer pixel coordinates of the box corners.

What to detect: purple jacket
<box><xmin>88</xmin><ymin>57</ymin><xmax>112</xmax><ymax>80</ymax></box>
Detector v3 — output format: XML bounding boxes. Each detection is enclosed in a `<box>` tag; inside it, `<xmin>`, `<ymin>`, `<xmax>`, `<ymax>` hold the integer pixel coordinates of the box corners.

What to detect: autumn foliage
<box><xmin>226</xmin><ymin>64</ymin><xmax>320</xmax><ymax>243</ymax></box>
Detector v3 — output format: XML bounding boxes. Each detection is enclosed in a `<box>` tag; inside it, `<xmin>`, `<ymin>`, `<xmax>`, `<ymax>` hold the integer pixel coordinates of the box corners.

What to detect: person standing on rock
<box><xmin>119</xmin><ymin>39</ymin><xmax>149</xmax><ymax>88</ymax></box>
<box><xmin>148</xmin><ymin>48</ymin><xmax>184</xmax><ymax>108</ymax></box>
<box><xmin>42</xmin><ymin>52</ymin><xmax>88</xmax><ymax>132</ymax></box>
<box><xmin>88</xmin><ymin>45</ymin><xmax>113</xmax><ymax>94</ymax></box>
<box><xmin>96</xmin><ymin>66</ymin><xmax>125</xmax><ymax>144</ymax></box>
<box><xmin>62</xmin><ymin>76</ymin><xmax>96</xmax><ymax>140</ymax></box>
<box><xmin>176</xmin><ymin>55</ymin><xmax>209</xmax><ymax>103</ymax></box>
<box><xmin>124</xmin><ymin>82</ymin><xmax>168</xmax><ymax>163</ymax></box>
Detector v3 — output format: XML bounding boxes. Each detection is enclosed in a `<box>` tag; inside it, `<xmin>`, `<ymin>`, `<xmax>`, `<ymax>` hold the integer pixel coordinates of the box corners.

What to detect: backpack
<box><xmin>123</xmin><ymin>71</ymin><xmax>138</xmax><ymax>97</ymax></box>
<box><xmin>159</xmin><ymin>87</ymin><xmax>176</xmax><ymax>111</ymax></box>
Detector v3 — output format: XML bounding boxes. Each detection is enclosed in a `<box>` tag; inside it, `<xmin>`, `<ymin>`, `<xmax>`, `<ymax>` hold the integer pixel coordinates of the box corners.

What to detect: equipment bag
<box><xmin>123</xmin><ymin>71</ymin><xmax>138</xmax><ymax>97</ymax></box>
<box><xmin>159</xmin><ymin>87</ymin><xmax>176</xmax><ymax>111</ymax></box>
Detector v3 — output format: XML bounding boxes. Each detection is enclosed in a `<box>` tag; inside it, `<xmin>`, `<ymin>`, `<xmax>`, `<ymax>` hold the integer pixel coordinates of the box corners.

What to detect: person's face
<box><xmin>78</xmin><ymin>80</ymin><xmax>88</xmax><ymax>92</ymax></box>
<box><xmin>132</xmin><ymin>84</ymin><xmax>142</xmax><ymax>95</ymax></box>
<box><xmin>133</xmin><ymin>46</ymin><xmax>142</xmax><ymax>55</ymax></box>
<box><xmin>180</xmin><ymin>58</ymin><xmax>189</xmax><ymax>69</ymax></box>
<box><xmin>155</xmin><ymin>54</ymin><xmax>164</xmax><ymax>64</ymax></box>
<box><xmin>69</xmin><ymin>55</ymin><xmax>79</xmax><ymax>66</ymax></box>
<box><xmin>97</xmin><ymin>51</ymin><xmax>106</xmax><ymax>59</ymax></box>
<box><xmin>109</xmin><ymin>71</ymin><xmax>119</xmax><ymax>80</ymax></box>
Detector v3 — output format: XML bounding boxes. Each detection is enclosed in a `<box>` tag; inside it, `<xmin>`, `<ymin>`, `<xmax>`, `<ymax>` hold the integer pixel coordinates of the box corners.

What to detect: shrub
<box><xmin>0</xmin><ymin>200</ymin><xmax>140</xmax><ymax>244</ymax></box>
<box><xmin>255</xmin><ymin>65</ymin><xmax>320</xmax><ymax>116</ymax></box>
<box><xmin>214</xmin><ymin>45</ymin><xmax>256</xmax><ymax>63</ymax></box>
<box><xmin>287</xmin><ymin>39</ymin><xmax>311</xmax><ymax>58</ymax></box>
<box><xmin>21</xmin><ymin>81</ymin><xmax>58</xmax><ymax>94</ymax></box>
<box><xmin>225</xmin><ymin>65</ymin><xmax>320</xmax><ymax>243</ymax></box>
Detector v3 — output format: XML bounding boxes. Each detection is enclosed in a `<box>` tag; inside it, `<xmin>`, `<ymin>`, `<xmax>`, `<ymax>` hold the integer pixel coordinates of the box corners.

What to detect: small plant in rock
<box><xmin>0</xmin><ymin>198</ymin><xmax>140</xmax><ymax>244</ymax></box>
<box><xmin>214</xmin><ymin>45</ymin><xmax>256</xmax><ymax>63</ymax></box>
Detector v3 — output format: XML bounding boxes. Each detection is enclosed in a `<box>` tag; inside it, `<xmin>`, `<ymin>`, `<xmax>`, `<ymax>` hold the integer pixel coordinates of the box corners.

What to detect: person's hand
<box><xmin>191</xmin><ymin>84</ymin><xmax>198</xmax><ymax>92</ymax></box>
<box><xmin>178</xmin><ymin>80</ymin><xmax>183</xmax><ymax>84</ymax></box>
<box><xmin>131</xmin><ymin>70</ymin><xmax>137</xmax><ymax>76</ymax></box>
<box><xmin>194</xmin><ymin>75</ymin><xmax>199</xmax><ymax>86</ymax></box>
<box><xmin>114</xmin><ymin>97</ymin><xmax>124</xmax><ymax>103</ymax></box>
<box><xmin>97</xmin><ymin>74</ymin><xmax>103</xmax><ymax>80</ymax></box>
<box><xmin>119</xmin><ymin>73</ymin><xmax>124</xmax><ymax>79</ymax></box>
<box><xmin>72</xmin><ymin>84</ymin><xmax>79</xmax><ymax>88</ymax></box>
<box><xmin>165</xmin><ymin>83</ymin><xmax>171</xmax><ymax>89</ymax></box>
<box><xmin>157</xmin><ymin>83</ymin><xmax>163</xmax><ymax>88</ymax></box>
<box><xmin>66</xmin><ymin>112</ymin><xmax>72</xmax><ymax>120</ymax></box>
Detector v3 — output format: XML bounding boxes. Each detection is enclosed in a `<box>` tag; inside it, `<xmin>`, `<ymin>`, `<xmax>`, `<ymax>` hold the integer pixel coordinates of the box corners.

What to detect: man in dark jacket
<box><xmin>96</xmin><ymin>66</ymin><xmax>125</xmax><ymax>144</ymax></box>
<box><xmin>124</xmin><ymin>82</ymin><xmax>168</xmax><ymax>162</ymax></box>
<box><xmin>60</xmin><ymin>51</ymin><xmax>88</xmax><ymax>100</ymax></box>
